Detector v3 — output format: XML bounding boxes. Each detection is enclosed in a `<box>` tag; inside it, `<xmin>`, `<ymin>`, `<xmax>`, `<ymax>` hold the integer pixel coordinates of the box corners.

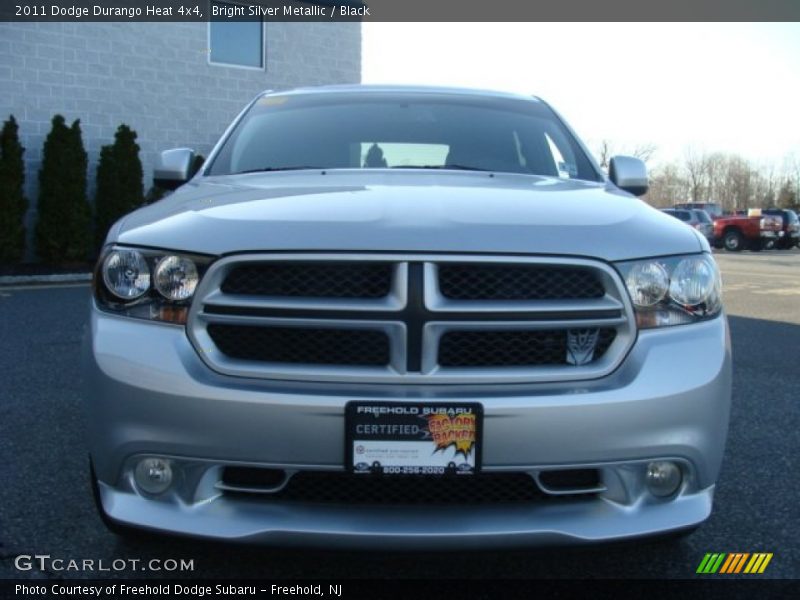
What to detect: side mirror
<box><xmin>153</xmin><ymin>148</ymin><xmax>196</xmax><ymax>191</ymax></box>
<box><xmin>608</xmin><ymin>155</ymin><xmax>648</xmax><ymax>197</ymax></box>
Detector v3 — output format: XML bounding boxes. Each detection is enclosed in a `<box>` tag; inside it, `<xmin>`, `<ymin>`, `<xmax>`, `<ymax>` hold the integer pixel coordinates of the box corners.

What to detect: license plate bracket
<box><xmin>345</xmin><ymin>402</ymin><xmax>483</xmax><ymax>475</ymax></box>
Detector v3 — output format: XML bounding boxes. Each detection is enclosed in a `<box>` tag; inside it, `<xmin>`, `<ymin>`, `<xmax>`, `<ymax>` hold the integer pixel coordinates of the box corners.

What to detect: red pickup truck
<box><xmin>713</xmin><ymin>211</ymin><xmax>783</xmax><ymax>251</ymax></box>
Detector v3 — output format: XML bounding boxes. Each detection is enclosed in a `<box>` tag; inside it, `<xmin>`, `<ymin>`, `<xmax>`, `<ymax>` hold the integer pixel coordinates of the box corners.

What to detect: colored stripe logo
<box><xmin>696</xmin><ymin>553</ymin><xmax>773</xmax><ymax>574</ymax></box>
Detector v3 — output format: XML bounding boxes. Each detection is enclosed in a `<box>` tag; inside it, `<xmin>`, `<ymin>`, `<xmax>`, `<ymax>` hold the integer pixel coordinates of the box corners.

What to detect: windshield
<box><xmin>207</xmin><ymin>92</ymin><xmax>602</xmax><ymax>181</ymax></box>
<box><xmin>693</xmin><ymin>210</ymin><xmax>712</xmax><ymax>223</ymax></box>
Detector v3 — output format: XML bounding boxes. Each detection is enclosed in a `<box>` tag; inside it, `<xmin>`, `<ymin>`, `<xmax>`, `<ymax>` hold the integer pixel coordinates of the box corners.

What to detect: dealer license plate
<box><xmin>345</xmin><ymin>402</ymin><xmax>483</xmax><ymax>475</ymax></box>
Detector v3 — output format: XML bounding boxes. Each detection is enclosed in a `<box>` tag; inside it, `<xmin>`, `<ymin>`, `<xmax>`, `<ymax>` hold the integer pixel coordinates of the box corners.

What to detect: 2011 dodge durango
<box><xmin>84</xmin><ymin>85</ymin><xmax>732</xmax><ymax>547</ymax></box>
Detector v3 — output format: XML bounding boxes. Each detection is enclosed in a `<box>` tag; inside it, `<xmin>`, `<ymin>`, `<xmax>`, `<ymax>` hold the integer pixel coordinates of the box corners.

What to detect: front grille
<box><xmin>206</xmin><ymin>324</ymin><xmax>390</xmax><ymax>366</ymax></box>
<box><xmin>221</xmin><ymin>262</ymin><xmax>392</xmax><ymax>298</ymax></box>
<box><xmin>438</xmin><ymin>264</ymin><xmax>604</xmax><ymax>300</ymax></box>
<box><xmin>231</xmin><ymin>471</ymin><xmax>552</xmax><ymax>505</ymax></box>
<box><xmin>190</xmin><ymin>254</ymin><xmax>633</xmax><ymax>383</ymax></box>
<box><xmin>438</xmin><ymin>328</ymin><xmax>616</xmax><ymax>367</ymax></box>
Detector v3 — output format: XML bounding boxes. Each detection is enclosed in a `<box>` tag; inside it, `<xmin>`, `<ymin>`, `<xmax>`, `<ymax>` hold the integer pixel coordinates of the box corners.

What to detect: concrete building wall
<box><xmin>0</xmin><ymin>21</ymin><xmax>361</xmax><ymax>256</ymax></box>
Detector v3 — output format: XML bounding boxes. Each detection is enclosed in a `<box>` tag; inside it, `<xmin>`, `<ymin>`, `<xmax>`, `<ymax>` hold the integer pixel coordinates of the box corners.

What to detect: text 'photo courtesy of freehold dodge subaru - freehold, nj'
<box><xmin>84</xmin><ymin>85</ymin><xmax>731</xmax><ymax>548</ymax></box>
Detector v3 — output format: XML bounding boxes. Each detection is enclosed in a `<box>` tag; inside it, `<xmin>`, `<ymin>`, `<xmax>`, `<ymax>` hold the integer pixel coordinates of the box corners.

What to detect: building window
<box><xmin>209</xmin><ymin>1</ymin><xmax>264</xmax><ymax>69</ymax></box>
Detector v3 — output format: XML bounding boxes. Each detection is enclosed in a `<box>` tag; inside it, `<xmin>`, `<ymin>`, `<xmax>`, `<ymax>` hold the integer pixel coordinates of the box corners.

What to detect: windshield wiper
<box><xmin>390</xmin><ymin>164</ymin><xmax>493</xmax><ymax>172</ymax></box>
<box><xmin>235</xmin><ymin>166</ymin><xmax>325</xmax><ymax>174</ymax></box>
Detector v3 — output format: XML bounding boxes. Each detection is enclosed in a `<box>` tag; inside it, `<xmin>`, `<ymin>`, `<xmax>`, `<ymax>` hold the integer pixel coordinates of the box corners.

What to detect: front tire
<box><xmin>723</xmin><ymin>229</ymin><xmax>744</xmax><ymax>252</ymax></box>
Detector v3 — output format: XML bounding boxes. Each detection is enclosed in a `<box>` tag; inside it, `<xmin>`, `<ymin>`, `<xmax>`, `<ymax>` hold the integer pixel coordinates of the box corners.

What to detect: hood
<box><xmin>115</xmin><ymin>170</ymin><xmax>702</xmax><ymax>262</ymax></box>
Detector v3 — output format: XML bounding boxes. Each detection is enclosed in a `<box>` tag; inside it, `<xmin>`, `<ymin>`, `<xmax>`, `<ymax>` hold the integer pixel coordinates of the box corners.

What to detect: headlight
<box><xmin>616</xmin><ymin>254</ymin><xmax>722</xmax><ymax>329</ymax></box>
<box><xmin>669</xmin><ymin>257</ymin><xmax>717</xmax><ymax>306</ymax></box>
<box><xmin>95</xmin><ymin>246</ymin><xmax>213</xmax><ymax>324</ymax></box>
<box><xmin>624</xmin><ymin>262</ymin><xmax>668</xmax><ymax>307</ymax></box>
<box><xmin>102</xmin><ymin>249</ymin><xmax>151</xmax><ymax>300</ymax></box>
<box><xmin>154</xmin><ymin>255</ymin><xmax>199</xmax><ymax>300</ymax></box>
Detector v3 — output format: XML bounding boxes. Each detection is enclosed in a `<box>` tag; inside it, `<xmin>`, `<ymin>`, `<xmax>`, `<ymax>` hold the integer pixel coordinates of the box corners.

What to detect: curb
<box><xmin>0</xmin><ymin>273</ymin><xmax>92</xmax><ymax>286</ymax></box>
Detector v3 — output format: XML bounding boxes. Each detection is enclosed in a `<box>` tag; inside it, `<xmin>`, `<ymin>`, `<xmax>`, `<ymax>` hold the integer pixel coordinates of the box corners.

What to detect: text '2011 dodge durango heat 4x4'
<box><xmin>84</xmin><ymin>85</ymin><xmax>731</xmax><ymax>548</ymax></box>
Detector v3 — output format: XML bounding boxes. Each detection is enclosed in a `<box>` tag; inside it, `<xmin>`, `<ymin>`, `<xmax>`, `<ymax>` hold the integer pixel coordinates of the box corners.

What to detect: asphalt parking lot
<box><xmin>1</xmin><ymin>249</ymin><xmax>798</xmax><ymax>580</ymax></box>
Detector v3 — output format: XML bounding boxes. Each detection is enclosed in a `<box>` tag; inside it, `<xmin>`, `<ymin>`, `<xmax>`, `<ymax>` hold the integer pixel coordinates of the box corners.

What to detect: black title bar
<box><xmin>2</xmin><ymin>0</ymin><xmax>800</xmax><ymax>22</ymax></box>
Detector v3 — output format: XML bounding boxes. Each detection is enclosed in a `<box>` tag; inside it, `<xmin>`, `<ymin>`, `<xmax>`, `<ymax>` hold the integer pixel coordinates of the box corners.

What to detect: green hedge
<box><xmin>35</xmin><ymin>115</ymin><xmax>92</xmax><ymax>263</ymax></box>
<box><xmin>94</xmin><ymin>124</ymin><xmax>144</xmax><ymax>248</ymax></box>
<box><xmin>0</xmin><ymin>115</ymin><xmax>27</xmax><ymax>263</ymax></box>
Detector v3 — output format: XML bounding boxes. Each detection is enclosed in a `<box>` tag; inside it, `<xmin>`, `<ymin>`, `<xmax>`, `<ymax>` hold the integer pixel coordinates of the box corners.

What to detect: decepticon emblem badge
<box><xmin>566</xmin><ymin>329</ymin><xmax>599</xmax><ymax>366</ymax></box>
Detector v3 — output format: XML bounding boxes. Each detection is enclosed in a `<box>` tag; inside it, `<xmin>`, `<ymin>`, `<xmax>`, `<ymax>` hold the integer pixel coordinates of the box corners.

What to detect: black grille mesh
<box><xmin>206</xmin><ymin>324</ymin><xmax>390</xmax><ymax>366</ymax></box>
<box><xmin>438</xmin><ymin>328</ymin><xmax>616</xmax><ymax>367</ymax></box>
<box><xmin>539</xmin><ymin>469</ymin><xmax>601</xmax><ymax>490</ymax></box>
<box><xmin>221</xmin><ymin>262</ymin><xmax>392</xmax><ymax>298</ymax></box>
<box><xmin>242</xmin><ymin>472</ymin><xmax>550</xmax><ymax>506</ymax></box>
<box><xmin>438</xmin><ymin>264</ymin><xmax>604</xmax><ymax>300</ymax></box>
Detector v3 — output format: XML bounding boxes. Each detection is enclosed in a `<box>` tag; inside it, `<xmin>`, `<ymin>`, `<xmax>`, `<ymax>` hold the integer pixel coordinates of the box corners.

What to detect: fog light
<box><xmin>646</xmin><ymin>461</ymin><xmax>682</xmax><ymax>497</ymax></box>
<box><xmin>134</xmin><ymin>458</ymin><xmax>173</xmax><ymax>495</ymax></box>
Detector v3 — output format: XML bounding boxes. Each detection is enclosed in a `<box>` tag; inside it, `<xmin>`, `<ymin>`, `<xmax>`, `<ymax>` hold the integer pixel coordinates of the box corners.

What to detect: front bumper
<box><xmin>83</xmin><ymin>305</ymin><xmax>732</xmax><ymax>547</ymax></box>
<box><xmin>95</xmin><ymin>476</ymin><xmax>713</xmax><ymax>548</ymax></box>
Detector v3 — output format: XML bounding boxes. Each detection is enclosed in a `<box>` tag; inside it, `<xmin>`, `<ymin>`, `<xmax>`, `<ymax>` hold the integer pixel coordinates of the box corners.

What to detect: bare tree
<box><xmin>718</xmin><ymin>157</ymin><xmax>736</xmax><ymax>209</ymax></box>
<box><xmin>684</xmin><ymin>148</ymin><xmax>709</xmax><ymax>202</ymax></box>
<box><xmin>782</xmin><ymin>153</ymin><xmax>800</xmax><ymax>206</ymax></box>
<box><xmin>777</xmin><ymin>179</ymin><xmax>797</xmax><ymax>209</ymax></box>
<box><xmin>644</xmin><ymin>163</ymin><xmax>689</xmax><ymax>207</ymax></box>
<box><xmin>630</xmin><ymin>143</ymin><xmax>657</xmax><ymax>165</ymax></box>
<box><xmin>595</xmin><ymin>140</ymin><xmax>657</xmax><ymax>170</ymax></box>
<box><xmin>704</xmin><ymin>153</ymin><xmax>726</xmax><ymax>207</ymax></box>
<box><xmin>596</xmin><ymin>140</ymin><xmax>613</xmax><ymax>170</ymax></box>
<box><xmin>641</xmin><ymin>149</ymin><xmax>793</xmax><ymax>213</ymax></box>
<box><xmin>726</xmin><ymin>155</ymin><xmax>754</xmax><ymax>211</ymax></box>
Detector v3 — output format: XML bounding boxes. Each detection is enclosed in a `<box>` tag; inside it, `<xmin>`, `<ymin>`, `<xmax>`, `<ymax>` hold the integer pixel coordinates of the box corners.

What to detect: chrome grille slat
<box><xmin>423</xmin><ymin>264</ymin><xmax>623</xmax><ymax>314</ymax></box>
<box><xmin>186</xmin><ymin>254</ymin><xmax>636</xmax><ymax>384</ymax></box>
<box><xmin>201</xmin><ymin>263</ymin><xmax>408</xmax><ymax>312</ymax></box>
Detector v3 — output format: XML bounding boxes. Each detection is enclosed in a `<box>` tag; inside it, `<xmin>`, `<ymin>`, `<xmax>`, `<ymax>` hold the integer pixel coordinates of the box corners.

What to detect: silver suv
<box><xmin>84</xmin><ymin>85</ymin><xmax>731</xmax><ymax>548</ymax></box>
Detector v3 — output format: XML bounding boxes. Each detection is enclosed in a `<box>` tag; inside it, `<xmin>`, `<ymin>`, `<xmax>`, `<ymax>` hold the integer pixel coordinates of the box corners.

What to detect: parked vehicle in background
<box><xmin>674</xmin><ymin>202</ymin><xmax>724</xmax><ymax>220</ymax></box>
<box><xmin>661</xmin><ymin>208</ymin><xmax>714</xmax><ymax>243</ymax></box>
<box><xmin>713</xmin><ymin>209</ymin><xmax>782</xmax><ymax>251</ymax></box>
<box><xmin>691</xmin><ymin>210</ymin><xmax>715</xmax><ymax>242</ymax></box>
<box><xmin>762</xmin><ymin>208</ymin><xmax>800</xmax><ymax>249</ymax></box>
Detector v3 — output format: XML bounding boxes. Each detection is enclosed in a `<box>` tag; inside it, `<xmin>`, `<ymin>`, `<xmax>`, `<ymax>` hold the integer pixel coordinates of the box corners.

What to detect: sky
<box><xmin>361</xmin><ymin>23</ymin><xmax>800</xmax><ymax>168</ymax></box>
